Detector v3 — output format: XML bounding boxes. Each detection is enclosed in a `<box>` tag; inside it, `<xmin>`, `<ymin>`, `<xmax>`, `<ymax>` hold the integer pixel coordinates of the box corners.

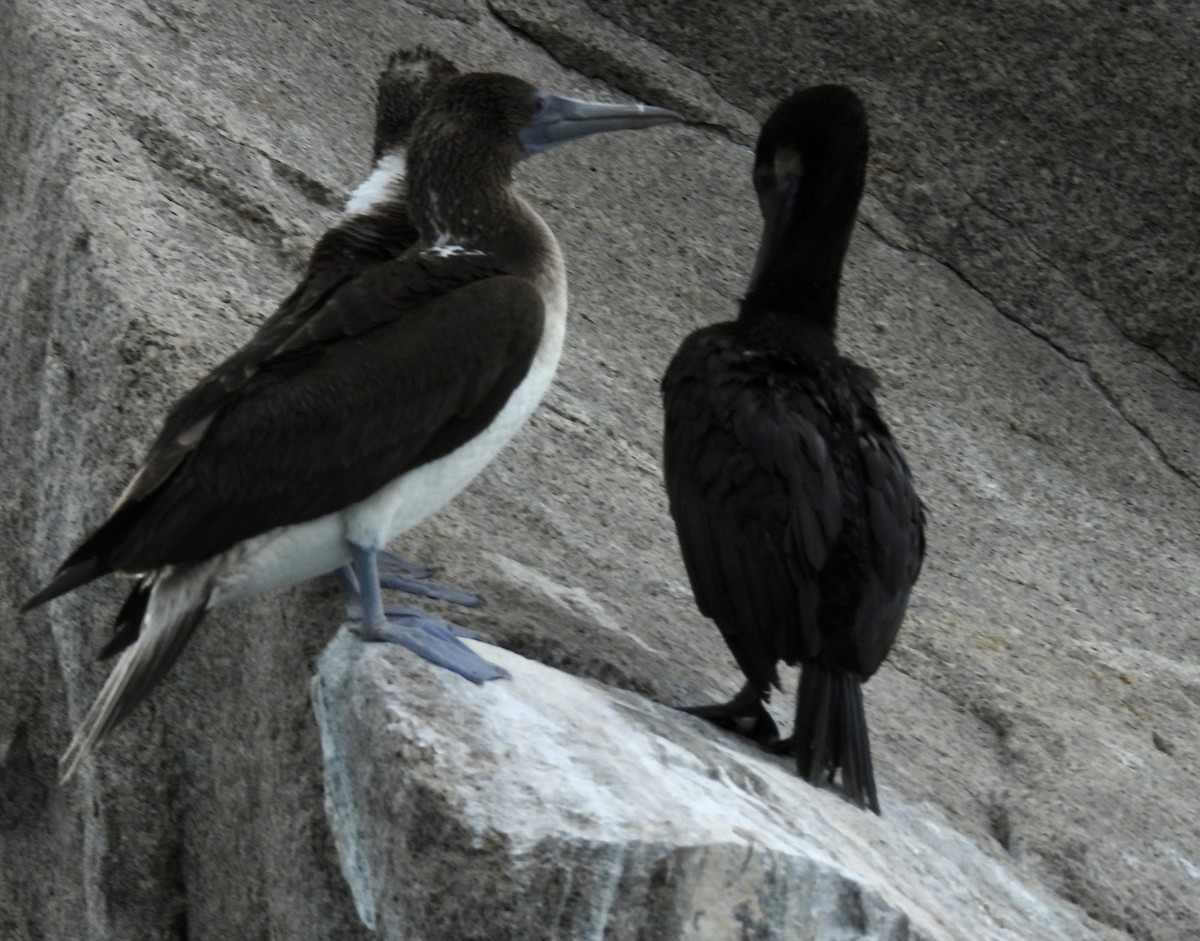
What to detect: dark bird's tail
<box><xmin>21</xmin><ymin>557</ymin><xmax>109</xmax><ymax>613</ymax></box>
<box><xmin>793</xmin><ymin>665</ymin><xmax>880</xmax><ymax>814</ymax></box>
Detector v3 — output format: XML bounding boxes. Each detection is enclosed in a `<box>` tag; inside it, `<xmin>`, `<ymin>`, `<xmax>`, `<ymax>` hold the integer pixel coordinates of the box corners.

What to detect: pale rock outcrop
<box><xmin>314</xmin><ymin>629</ymin><xmax>1112</xmax><ymax>941</ymax></box>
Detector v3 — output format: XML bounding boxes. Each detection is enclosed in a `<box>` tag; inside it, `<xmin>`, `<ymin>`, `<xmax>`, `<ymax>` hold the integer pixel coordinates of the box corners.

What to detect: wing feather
<box><xmin>35</xmin><ymin>252</ymin><xmax>540</xmax><ymax>595</ymax></box>
<box><xmin>847</xmin><ymin>394</ymin><xmax>926</xmax><ymax>674</ymax></box>
<box><xmin>663</xmin><ymin>327</ymin><xmax>843</xmax><ymax>689</ymax></box>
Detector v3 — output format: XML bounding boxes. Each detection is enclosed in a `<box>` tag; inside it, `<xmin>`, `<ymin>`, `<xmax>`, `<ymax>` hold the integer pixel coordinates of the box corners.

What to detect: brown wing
<box><xmin>125</xmin><ymin>208</ymin><xmax>458</xmax><ymax>507</ymax></box>
<box><xmin>25</xmin><ymin>250</ymin><xmax>538</xmax><ymax>607</ymax></box>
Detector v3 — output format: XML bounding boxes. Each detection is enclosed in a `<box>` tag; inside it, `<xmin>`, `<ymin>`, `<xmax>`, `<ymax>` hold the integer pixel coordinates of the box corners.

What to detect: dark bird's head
<box><xmin>372</xmin><ymin>46</ymin><xmax>461</xmax><ymax>161</ymax></box>
<box><xmin>405</xmin><ymin>72</ymin><xmax>679</xmax><ymax>241</ymax></box>
<box><xmin>745</xmin><ymin>85</ymin><xmax>869</xmax><ymax>326</ymax></box>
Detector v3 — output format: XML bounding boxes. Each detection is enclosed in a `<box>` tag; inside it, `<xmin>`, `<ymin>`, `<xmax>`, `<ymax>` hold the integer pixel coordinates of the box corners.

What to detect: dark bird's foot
<box><xmin>680</xmin><ymin>682</ymin><xmax>781</xmax><ymax>748</ymax></box>
<box><xmin>767</xmin><ymin>734</ymin><xmax>794</xmax><ymax>756</ymax></box>
<box><xmin>377</xmin><ymin>549</ymin><xmax>485</xmax><ymax>608</ymax></box>
<box><xmin>360</xmin><ymin>604</ymin><xmax>510</xmax><ymax>684</ymax></box>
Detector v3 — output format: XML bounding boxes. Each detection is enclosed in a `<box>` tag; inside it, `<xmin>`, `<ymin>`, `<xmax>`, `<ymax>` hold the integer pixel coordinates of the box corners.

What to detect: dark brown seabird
<box><xmin>23</xmin><ymin>56</ymin><xmax>680</xmax><ymax>781</ymax></box>
<box><xmin>661</xmin><ymin>86</ymin><xmax>925</xmax><ymax>814</ymax></box>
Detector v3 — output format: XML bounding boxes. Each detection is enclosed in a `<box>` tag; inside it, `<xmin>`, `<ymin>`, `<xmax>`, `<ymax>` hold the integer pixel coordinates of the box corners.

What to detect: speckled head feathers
<box><xmin>410</xmin><ymin>73</ymin><xmax>542</xmax><ymax>170</ymax></box>
<box><xmin>373</xmin><ymin>46</ymin><xmax>462</xmax><ymax>160</ymax></box>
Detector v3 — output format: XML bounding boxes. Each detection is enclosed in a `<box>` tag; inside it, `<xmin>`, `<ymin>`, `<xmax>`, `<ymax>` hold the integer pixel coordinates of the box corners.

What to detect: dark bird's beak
<box><xmin>520</xmin><ymin>91</ymin><xmax>681</xmax><ymax>154</ymax></box>
<box><xmin>748</xmin><ymin>174</ymin><xmax>800</xmax><ymax>290</ymax></box>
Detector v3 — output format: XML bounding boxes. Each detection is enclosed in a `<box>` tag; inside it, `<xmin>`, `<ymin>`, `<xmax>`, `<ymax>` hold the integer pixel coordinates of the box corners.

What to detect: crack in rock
<box><xmin>860</xmin><ymin>217</ymin><xmax>1200</xmax><ymax>491</ymax></box>
<box><xmin>486</xmin><ymin>0</ymin><xmax>754</xmax><ymax>141</ymax></box>
<box><xmin>965</xmin><ymin>191</ymin><xmax>1198</xmax><ymax>380</ymax></box>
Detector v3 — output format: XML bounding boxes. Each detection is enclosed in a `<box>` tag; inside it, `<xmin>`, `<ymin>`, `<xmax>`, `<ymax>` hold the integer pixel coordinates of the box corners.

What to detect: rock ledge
<box><xmin>314</xmin><ymin>630</ymin><xmax>1106</xmax><ymax>941</ymax></box>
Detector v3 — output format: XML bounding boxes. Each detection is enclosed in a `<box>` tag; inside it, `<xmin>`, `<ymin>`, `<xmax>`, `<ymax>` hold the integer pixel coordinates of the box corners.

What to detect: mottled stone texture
<box><xmin>579</xmin><ymin>0</ymin><xmax>1200</xmax><ymax>483</ymax></box>
<box><xmin>314</xmin><ymin>629</ymin><xmax>1109</xmax><ymax>941</ymax></box>
<box><xmin>1</xmin><ymin>1</ymin><xmax>1196</xmax><ymax>940</ymax></box>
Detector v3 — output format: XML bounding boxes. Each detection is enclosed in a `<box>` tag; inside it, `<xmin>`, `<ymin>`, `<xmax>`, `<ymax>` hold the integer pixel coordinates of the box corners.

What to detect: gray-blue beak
<box><xmin>520</xmin><ymin>91</ymin><xmax>681</xmax><ymax>154</ymax></box>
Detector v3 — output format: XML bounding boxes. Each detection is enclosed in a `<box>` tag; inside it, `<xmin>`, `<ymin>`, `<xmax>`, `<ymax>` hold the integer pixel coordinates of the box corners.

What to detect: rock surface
<box><xmin>1</xmin><ymin>1</ymin><xmax>1197</xmax><ymax>940</ymax></box>
<box><xmin>314</xmin><ymin>628</ymin><xmax>1111</xmax><ymax>941</ymax></box>
<box><xmin>581</xmin><ymin>0</ymin><xmax>1200</xmax><ymax>482</ymax></box>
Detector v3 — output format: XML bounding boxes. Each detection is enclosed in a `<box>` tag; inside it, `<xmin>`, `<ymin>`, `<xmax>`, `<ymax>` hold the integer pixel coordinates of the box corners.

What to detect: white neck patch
<box><xmin>344</xmin><ymin>153</ymin><xmax>406</xmax><ymax>215</ymax></box>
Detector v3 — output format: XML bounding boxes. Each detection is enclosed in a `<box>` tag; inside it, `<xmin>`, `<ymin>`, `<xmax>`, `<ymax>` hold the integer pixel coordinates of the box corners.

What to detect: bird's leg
<box><xmin>335</xmin><ymin>564</ymin><xmax>364</xmax><ymax>620</ymax></box>
<box><xmin>336</xmin><ymin>550</ymin><xmax>484</xmax><ymax>608</ymax></box>
<box><xmin>376</xmin><ymin>548</ymin><xmax>485</xmax><ymax>608</ymax></box>
<box><xmin>337</xmin><ymin>559</ymin><xmax>495</xmax><ymax>642</ymax></box>
<box><xmin>680</xmin><ymin>681</ymin><xmax>781</xmax><ymax>747</ymax></box>
<box><xmin>350</xmin><ymin>544</ymin><xmax>509</xmax><ymax>683</ymax></box>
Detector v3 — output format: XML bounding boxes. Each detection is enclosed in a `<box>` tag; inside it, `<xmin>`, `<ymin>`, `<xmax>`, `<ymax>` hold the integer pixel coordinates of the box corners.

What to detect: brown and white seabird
<box><xmin>23</xmin><ymin>56</ymin><xmax>680</xmax><ymax>781</ymax></box>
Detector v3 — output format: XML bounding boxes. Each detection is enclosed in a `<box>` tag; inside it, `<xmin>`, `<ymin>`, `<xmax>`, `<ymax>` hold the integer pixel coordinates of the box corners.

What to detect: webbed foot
<box><xmin>360</xmin><ymin>607</ymin><xmax>509</xmax><ymax>684</ymax></box>
<box><xmin>680</xmin><ymin>682</ymin><xmax>781</xmax><ymax>747</ymax></box>
<box><xmin>377</xmin><ymin>550</ymin><xmax>484</xmax><ymax>608</ymax></box>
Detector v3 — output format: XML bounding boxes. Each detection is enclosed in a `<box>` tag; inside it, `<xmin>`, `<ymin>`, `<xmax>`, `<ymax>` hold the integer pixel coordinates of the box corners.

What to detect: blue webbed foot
<box><xmin>377</xmin><ymin>550</ymin><xmax>485</xmax><ymax>608</ymax></box>
<box><xmin>361</xmin><ymin>610</ymin><xmax>509</xmax><ymax>684</ymax></box>
<box><xmin>381</xmin><ymin>604</ymin><xmax>491</xmax><ymax>642</ymax></box>
<box><xmin>377</xmin><ymin>550</ymin><xmax>437</xmax><ymax>580</ymax></box>
<box><xmin>346</xmin><ymin>545</ymin><xmax>506</xmax><ymax>684</ymax></box>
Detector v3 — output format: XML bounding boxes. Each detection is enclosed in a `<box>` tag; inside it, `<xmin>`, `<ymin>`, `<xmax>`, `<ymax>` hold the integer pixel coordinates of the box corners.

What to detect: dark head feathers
<box><xmin>743</xmin><ymin>85</ymin><xmax>870</xmax><ymax>318</ymax></box>
<box><xmin>373</xmin><ymin>46</ymin><xmax>461</xmax><ymax>160</ymax></box>
<box><xmin>409</xmin><ymin>73</ymin><xmax>543</xmax><ymax>174</ymax></box>
<box><xmin>754</xmin><ymin>85</ymin><xmax>868</xmax><ymax>188</ymax></box>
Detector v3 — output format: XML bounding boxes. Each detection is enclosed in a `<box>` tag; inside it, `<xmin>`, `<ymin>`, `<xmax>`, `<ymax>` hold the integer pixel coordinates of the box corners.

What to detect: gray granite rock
<box><xmin>314</xmin><ymin>628</ymin><xmax>1112</xmax><ymax>941</ymax></box>
<box><xmin>1</xmin><ymin>1</ymin><xmax>1197</xmax><ymax>940</ymax></box>
<box><xmin>584</xmin><ymin>0</ymin><xmax>1200</xmax><ymax>474</ymax></box>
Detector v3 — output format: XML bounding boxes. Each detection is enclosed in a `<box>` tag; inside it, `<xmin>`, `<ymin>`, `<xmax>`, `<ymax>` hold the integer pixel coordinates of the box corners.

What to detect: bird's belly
<box><xmin>344</xmin><ymin>347</ymin><xmax>558</xmax><ymax>547</ymax></box>
<box><xmin>209</xmin><ymin>309</ymin><xmax>564</xmax><ymax>608</ymax></box>
<box><xmin>346</xmin><ymin>265</ymin><xmax>566</xmax><ymax>548</ymax></box>
<box><xmin>207</xmin><ymin>514</ymin><xmax>349</xmax><ymax>607</ymax></box>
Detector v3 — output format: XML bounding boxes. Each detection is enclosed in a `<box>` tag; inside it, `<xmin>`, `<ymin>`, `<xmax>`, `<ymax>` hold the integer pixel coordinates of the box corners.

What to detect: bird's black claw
<box><xmin>680</xmin><ymin>692</ymin><xmax>781</xmax><ymax>748</ymax></box>
<box><xmin>768</xmin><ymin>734</ymin><xmax>794</xmax><ymax>756</ymax></box>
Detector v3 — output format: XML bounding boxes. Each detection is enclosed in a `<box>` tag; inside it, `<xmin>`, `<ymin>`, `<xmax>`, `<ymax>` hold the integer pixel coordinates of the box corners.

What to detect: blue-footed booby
<box><xmin>24</xmin><ymin>60</ymin><xmax>680</xmax><ymax>781</ymax></box>
<box><xmin>661</xmin><ymin>86</ymin><xmax>925</xmax><ymax>814</ymax></box>
<box><xmin>337</xmin><ymin>46</ymin><xmax>488</xmax><ymax>608</ymax></box>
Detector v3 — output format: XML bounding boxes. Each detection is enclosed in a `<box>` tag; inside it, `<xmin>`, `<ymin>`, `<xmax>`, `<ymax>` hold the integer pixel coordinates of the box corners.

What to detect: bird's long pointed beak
<box><xmin>520</xmin><ymin>91</ymin><xmax>681</xmax><ymax>154</ymax></box>
<box><xmin>748</xmin><ymin>175</ymin><xmax>800</xmax><ymax>290</ymax></box>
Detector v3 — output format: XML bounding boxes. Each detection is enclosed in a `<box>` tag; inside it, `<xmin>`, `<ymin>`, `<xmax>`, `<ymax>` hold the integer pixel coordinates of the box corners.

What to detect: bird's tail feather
<box><xmin>21</xmin><ymin>557</ymin><xmax>108</xmax><ymax>613</ymax></box>
<box><xmin>60</xmin><ymin>563</ymin><xmax>215</xmax><ymax>783</ymax></box>
<box><xmin>793</xmin><ymin>665</ymin><xmax>880</xmax><ymax>814</ymax></box>
<box><xmin>98</xmin><ymin>580</ymin><xmax>152</xmax><ymax>661</ymax></box>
